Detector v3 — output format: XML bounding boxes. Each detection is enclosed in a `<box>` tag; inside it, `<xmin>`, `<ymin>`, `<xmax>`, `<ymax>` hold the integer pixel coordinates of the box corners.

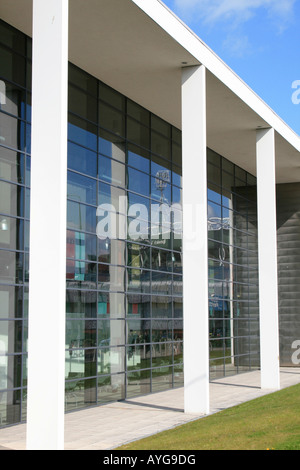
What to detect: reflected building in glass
<box><xmin>0</xmin><ymin>16</ymin><xmax>298</xmax><ymax>430</ymax></box>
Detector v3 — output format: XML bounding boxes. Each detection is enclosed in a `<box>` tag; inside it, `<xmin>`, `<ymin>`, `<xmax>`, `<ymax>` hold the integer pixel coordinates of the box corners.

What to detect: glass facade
<box><xmin>0</xmin><ymin>20</ymin><xmax>262</xmax><ymax>427</ymax></box>
<box><xmin>65</xmin><ymin>63</ymin><xmax>183</xmax><ymax>412</ymax></box>
<box><xmin>207</xmin><ymin>150</ymin><xmax>260</xmax><ymax>379</ymax></box>
<box><xmin>0</xmin><ymin>21</ymin><xmax>31</xmax><ymax>426</ymax></box>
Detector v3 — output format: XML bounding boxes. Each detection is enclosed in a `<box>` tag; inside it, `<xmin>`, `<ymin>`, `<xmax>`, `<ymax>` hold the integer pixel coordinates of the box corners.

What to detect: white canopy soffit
<box><xmin>1</xmin><ymin>0</ymin><xmax>299</xmax><ymax>182</ymax></box>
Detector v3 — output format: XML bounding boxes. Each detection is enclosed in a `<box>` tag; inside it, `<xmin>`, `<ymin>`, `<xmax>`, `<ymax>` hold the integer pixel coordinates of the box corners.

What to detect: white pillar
<box><xmin>256</xmin><ymin>128</ymin><xmax>280</xmax><ymax>390</ymax></box>
<box><xmin>27</xmin><ymin>0</ymin><xmax>69</xmax><ymax>450</ymax></box>
<box><xmin>182</xmin><ymin>65</ymin><xmax>210</xmax><ymax>415</ymax></box>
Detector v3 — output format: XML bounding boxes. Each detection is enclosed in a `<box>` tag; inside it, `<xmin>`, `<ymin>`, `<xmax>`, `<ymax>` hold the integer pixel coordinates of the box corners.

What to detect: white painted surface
<box><xmin>132</xmin><ymin>0</ymin><xmax>300</xmax><ymax>153</ymax></box>
<box><xmin>182</xmin><ymin>65</ymin><xmax>210</xmax><ymax>415</ymax></box>
<box><xmin>256</xmin><ymin>128</ymin><xmax>280</xmax><ymax>391</ymax></box>
<box><xmin>26</xmin><ymin>0</ymin><xmax>69</xmax><ymax>450</ymax></box>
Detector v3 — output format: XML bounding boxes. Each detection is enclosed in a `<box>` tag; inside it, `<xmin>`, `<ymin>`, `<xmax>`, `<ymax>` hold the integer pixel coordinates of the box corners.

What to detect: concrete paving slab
<box><xmin>0</xmin><ymin>367</ymin><xmax>299</xmax><ymax>451</ymax></box>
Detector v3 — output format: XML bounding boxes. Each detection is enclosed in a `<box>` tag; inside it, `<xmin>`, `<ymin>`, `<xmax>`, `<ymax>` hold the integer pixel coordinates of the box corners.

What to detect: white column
<box><xmin>26</xmin><ymin>0</ymin><xmax>69</xmax><ymax>450</ymax></box>
<box><xmin>256</xmin><ymin>128</ymin><xmax>280</xmax><ymax>390</ymax></box>
<box><xmin>182</xmin><ymin>65</ymin><xmax>210</xmax><ymax>415</ymax></box>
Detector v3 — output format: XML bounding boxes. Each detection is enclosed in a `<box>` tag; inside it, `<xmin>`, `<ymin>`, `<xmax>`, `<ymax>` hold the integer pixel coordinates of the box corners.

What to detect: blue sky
<box><xmin>162</xmin><ymin>0</ymin><xmax>300</xmax><ymax>136</ymax></box>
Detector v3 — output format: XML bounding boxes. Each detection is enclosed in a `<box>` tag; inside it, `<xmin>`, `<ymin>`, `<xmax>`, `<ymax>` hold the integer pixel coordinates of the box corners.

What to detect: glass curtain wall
<box><xmin>0</xmin><ymin>21</ymin><xmax>31</xmax><ymax>426</ymax></box>
<box><xmin>65</xmin><ymin>63</ymin><xmax>183</xmax><ymax>411</ymax></box>
<box><xmin>0</xmin><ymin>20</ymin><xmax>261</xmax><ymax>426</ymax></box>
<box><xmin>207</xmin><ymin>149</ymin><xmax>260</xmax><ymax>379</ymax></box>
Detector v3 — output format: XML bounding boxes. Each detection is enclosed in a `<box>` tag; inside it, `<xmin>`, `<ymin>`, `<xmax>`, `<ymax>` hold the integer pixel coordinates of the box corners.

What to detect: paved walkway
<box><xmin>1</xmin><ymin>367</ymin><xmax>300</xmax><ymax>450</ymax></box>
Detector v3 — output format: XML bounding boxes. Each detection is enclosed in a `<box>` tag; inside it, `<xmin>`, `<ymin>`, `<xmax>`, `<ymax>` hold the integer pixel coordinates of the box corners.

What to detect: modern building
<box><xmin>0</xmin><ymin>0</ymin><xmax>299</xmax><ymax>450</ymax></box>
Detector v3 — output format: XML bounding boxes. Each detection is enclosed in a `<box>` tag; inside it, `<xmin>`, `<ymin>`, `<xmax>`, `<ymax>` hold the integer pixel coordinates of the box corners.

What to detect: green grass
<box><xmin>118</xmin><ymin>383</ymin><xmax>300</xmax><ymax>451</ymax></box>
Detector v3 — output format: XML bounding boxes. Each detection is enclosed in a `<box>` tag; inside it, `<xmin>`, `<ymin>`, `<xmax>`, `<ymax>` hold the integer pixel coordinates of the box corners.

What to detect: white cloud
<box><xmin>172</xmin><ymin>0</ymin><xmax>296</xmax><ymax>25</ymax></box>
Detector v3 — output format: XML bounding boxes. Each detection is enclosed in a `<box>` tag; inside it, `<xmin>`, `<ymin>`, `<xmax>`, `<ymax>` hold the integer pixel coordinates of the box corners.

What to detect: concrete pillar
<box><xmin>256</xmin><ymin>128</ymin><xmax>280</xmax><ymax>390</ymax></box>
<box><xmin>182</xmin><ymin>65</ymin><xmax>210</xmax><ymax>415</ymax></box>
<box><xmin>26</xmin><ymin>0</ymin><xmax>69</xmax><ymax>450</ymax></box>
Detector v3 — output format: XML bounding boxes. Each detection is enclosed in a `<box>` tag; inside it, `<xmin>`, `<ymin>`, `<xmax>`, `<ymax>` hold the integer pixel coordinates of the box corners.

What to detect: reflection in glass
<box><xmin>68</xmin><ymin>142</ymin><xmax>97</xmax><ymax>178</ymax></box>
<box><xmin>66</xmin><ymin>290</ymin><xmax>97</xmax><ymax>319</ymax></box>
<box><xmin>68</xmin><ymin>114</ymin><xmax>97</xmax><ymax>151</ymax></box>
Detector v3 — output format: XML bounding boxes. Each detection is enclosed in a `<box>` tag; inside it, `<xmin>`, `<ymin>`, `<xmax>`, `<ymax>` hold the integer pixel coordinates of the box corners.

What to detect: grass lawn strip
<box><xmin>117</xmin><ymin>383</ymin><xmax>300</xmax><ymax>451</ymax></box>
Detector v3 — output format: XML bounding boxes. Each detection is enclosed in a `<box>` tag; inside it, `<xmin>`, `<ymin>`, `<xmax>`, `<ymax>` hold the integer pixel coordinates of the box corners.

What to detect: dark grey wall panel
<box><xmin>277</xmin><ymin>183</ymin><xmax>300</xmax><ymax>367</ymax></box>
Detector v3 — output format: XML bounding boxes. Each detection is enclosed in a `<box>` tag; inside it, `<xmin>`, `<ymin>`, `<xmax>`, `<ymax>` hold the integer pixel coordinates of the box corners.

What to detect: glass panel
<box><xmin>0</xmin><ymin>251</ymin><xmax>23</xmax><ymax>284</ymax></box>
<box><xmin>151</xmin><ymin>248</ymin><xmax>172</xmax><ymax>272</ymax></box>
<box><xmin>151</xmin><ymin>366</ymin><xmax>173</xmax><ymax>392</ymax></box>
<box><xmin>65</xmin><ymin>319</ymin><xmax>97</xmax><ymax>350</ymax></box>
<box><xmin>151</xmin><ymin>115</ymin><xmax>171</xmax><ymax>138</ymax></box>
<box><xmin>172</xmin><ymin>164</ymin><xmax>182</xmax><ymax>188</ymax></box>
<box><xmin>127</xmin><ymin>192</ymin><xmax>150</xmax><ymax>221</ymax></box>
<box><xmin>68</xmin><ymin>114</ymin><xmax>97</xmax><ymax>151</ymax></box>
<box><xmin>151</xmin><ymin>296</ymin><xmax>172</xmax><ymax>318</ymax></box>
<box><xmin>151</xmin><ymin>176</ymin><xmax>171</xmax><ymax>205</ymax></box>
<box><xmin>126</xmin><ymin>344</ymin><xmax>151</xmax><ymax>371</ymax></box>
<box><xmin>0</xmin><ymin>319</ymin><xmax>23</xmax><ymax>354</ymax></box>
<box><xmin>207</xmin><ymin>149</ymin><xmax>220</xmax><ymax>167</ymax></box>
<box><xmin>127</xmin><ymin>144</ymin><xmax>150</xmax><ymax>174</ymax></box>
<box><xmin>0</xmin><ymin>113</ymin><xmax>24</xmax><ymax>151</ymax></box>
<box><xmin>152</xmin><ymin>319</ymin><xmax>173</xmax><ymax>342</ymax></box>
<box><xmin>0</xmin><ymin>80</ymin><xmax>26</xmax><ymax>119</ymax></box>
<box><xmin>98</xmin><ymin>154</ymin><xmax>126</xmax><ymax>187</ymax></box>
<box><xmin>99</xmin><ymin>101</ymin><xmax>125</xmax><ymax>137</ymax></box>
<box><xmin>67</xmin><ymin>201</ymin><xmax>97</xmax><ymax>233</ymax></box>
<box><xmin>97</xmin><ymin>374</ymin><xmax>125</xmax><ymax>404</ymax></box>
<box><xmin>127</xmin><ymin>294</ymin><xmax>151</xmax><ymax>318</ymax></box>
<box><xmin>172</xmin><ymin>186</ymin><xmax>182</xmax><ymax>206</ymax></box>
<box><xmin>173</xmin><ymin>299</ymin><xmax>183</xmax><ymax>318</ymax></box>
<box><xmin>68</xmin><ymin>85</ymin><xmax>97</xmax><ymax>123</ymax></box>
<box><xmin>68</xmin><ymin>64</ymin><xmax>97</xmax><ymax>96</ymax></box>
<box><xmin>151</xmin><ymin>154</ymin><xmax>171</xmax><ymax>179</ymax></box>
<box><xmin>0</xmin><ymin>22</ymin><xmax>26</xmax><ymax>55</ymax></box>
<box><xmin>207</xmin><ymin>162</ymin><xmax>221</xmax><ymax>186</ymax></box>
<box><xmin>68</xmin><ymin>142</ymin><xmax>97</xmax><ymax>178</ymax></box>
<box><xmin>0</xmin><ymin>216</ymin><xmax>24</xmax><ymax>250</ymax></box>
<box><xmin>127</xmin><ymin>167</ymin><xmax>149</xmax><ymax>197</ymax></box>
<box><xmin>66</xmin><ymin>289</ymin><xmax>97</xmax><ymax>319</ymax></box>
<box><xmin>66</xmin><ymin>260</ymin><xmax>97</xmax><ymax>284</ymax></box>
<box><xmin>99</xmin><ymin>82</ymin><xmax>125</xmax><ymax>112</ymax></box>
<box><xmin>127</xmin><ymin>319</ymin><xmax>151</xmax><ymax>344</ymax></box>
<box><xmin>68</xmin><ymin>171</ymin><xmax>97</xmax><ymax>206</ymax></box>
<box><xmin>172</xmin><ymin>143</ymin><xmax>182</xmax><ymax>169</ymax></box>
<box><xmin>98</xmin><ymin>347</ymin><xmax>125</xmax><ymax>375</ymax></box>
<box><xmin>98</xmin><ymin>181</ymin><xmax>126</xmax><ymax>211</ymax></box>
<box><xmin>66</xmin><ymin>230</ymin><xmax>97</xmax><ymax>262</ymax></box>
<box><xmin>151</xmin><ymin>131</ymin><xmax>171</xmax><ymax>160</ymax></box>
<box><xmin>0</xmin><ymin>390</ymin><xmax>21</xmax><ymax>426</ymax></box>
<box><xmin>98</xmin><ymin>129</ymin><xmax>125</xmax><ymax>162</ymax></box>
<box><xmin>127</xmin><ymin>243</ymin><xmax>150</xmax><ymax>270</ymax></box>
<box><xmin>0</xmin><ymin>44</ymin><xmax>26</xmax><ymax>86</ymax></box>
<box><xmin>127</xmin><ymin>267</ymin><xmax>151</xmax><ymax>293</ymax></box>
<box><xmin>127</xmin><ymin>117</ymin><xmax>150</xmax><ymax>148</ymax></box>
<box><xmin>0</xmin><ymin>285</ymin><xmax>23</xmax><ymax>319</ymax></box>
<box><xmin>174</xmin><ymin>319</ymin><xmax>183</xmax><ymax>341</ymax></box>
<box><xmin>127</xmin><ymin>216</ymin><xmax>150</xmax><ymax>244</ymax></box>
<box><xmin>97</xmin><ymin>239</ymin><xmax>125</xmax><ymax>266</ymax></box>
<box><xmin>126</xmin><ymin>369</ymin><xmax>150</xmax><ymax>398</ymax></box>
<box><xmin>98</xmin><ymin>292</ymin><xmax>125</xmax><ymax>318</ymax></box>
<box><xmin>98</xmin><ymin>264</ymin><xmax>125</xmax><ymax>292</ymax></box>
<box><xmin>0</xmin><ymin>147</ymin><xmax>24</xmax><ymax>184</ymax></box>
<box><xmin>152</xmin><ymin>271</ymin><xmax>172</xmax><ymax>295</ymax></box>
<box><xmin>152</xmin><ymin>342</ymin><xmax>173</xmax><ymax>367</ymax></box>
<box><xmin>127</xmin><ymin>100</ymin><xmax>149</xmax><ymax>127</ymax></box>
<box><xmin>98</xmin><ymin>319</ymin><xmax>125</xmax><ymax>346</ymax></box>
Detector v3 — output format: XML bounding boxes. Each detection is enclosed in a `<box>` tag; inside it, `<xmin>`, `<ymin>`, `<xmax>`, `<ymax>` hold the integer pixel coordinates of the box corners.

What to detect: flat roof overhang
<box><xmin>1</xmin><ymin>0</ymin><xmax>299</xmax><ymax>183</ymax></box>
